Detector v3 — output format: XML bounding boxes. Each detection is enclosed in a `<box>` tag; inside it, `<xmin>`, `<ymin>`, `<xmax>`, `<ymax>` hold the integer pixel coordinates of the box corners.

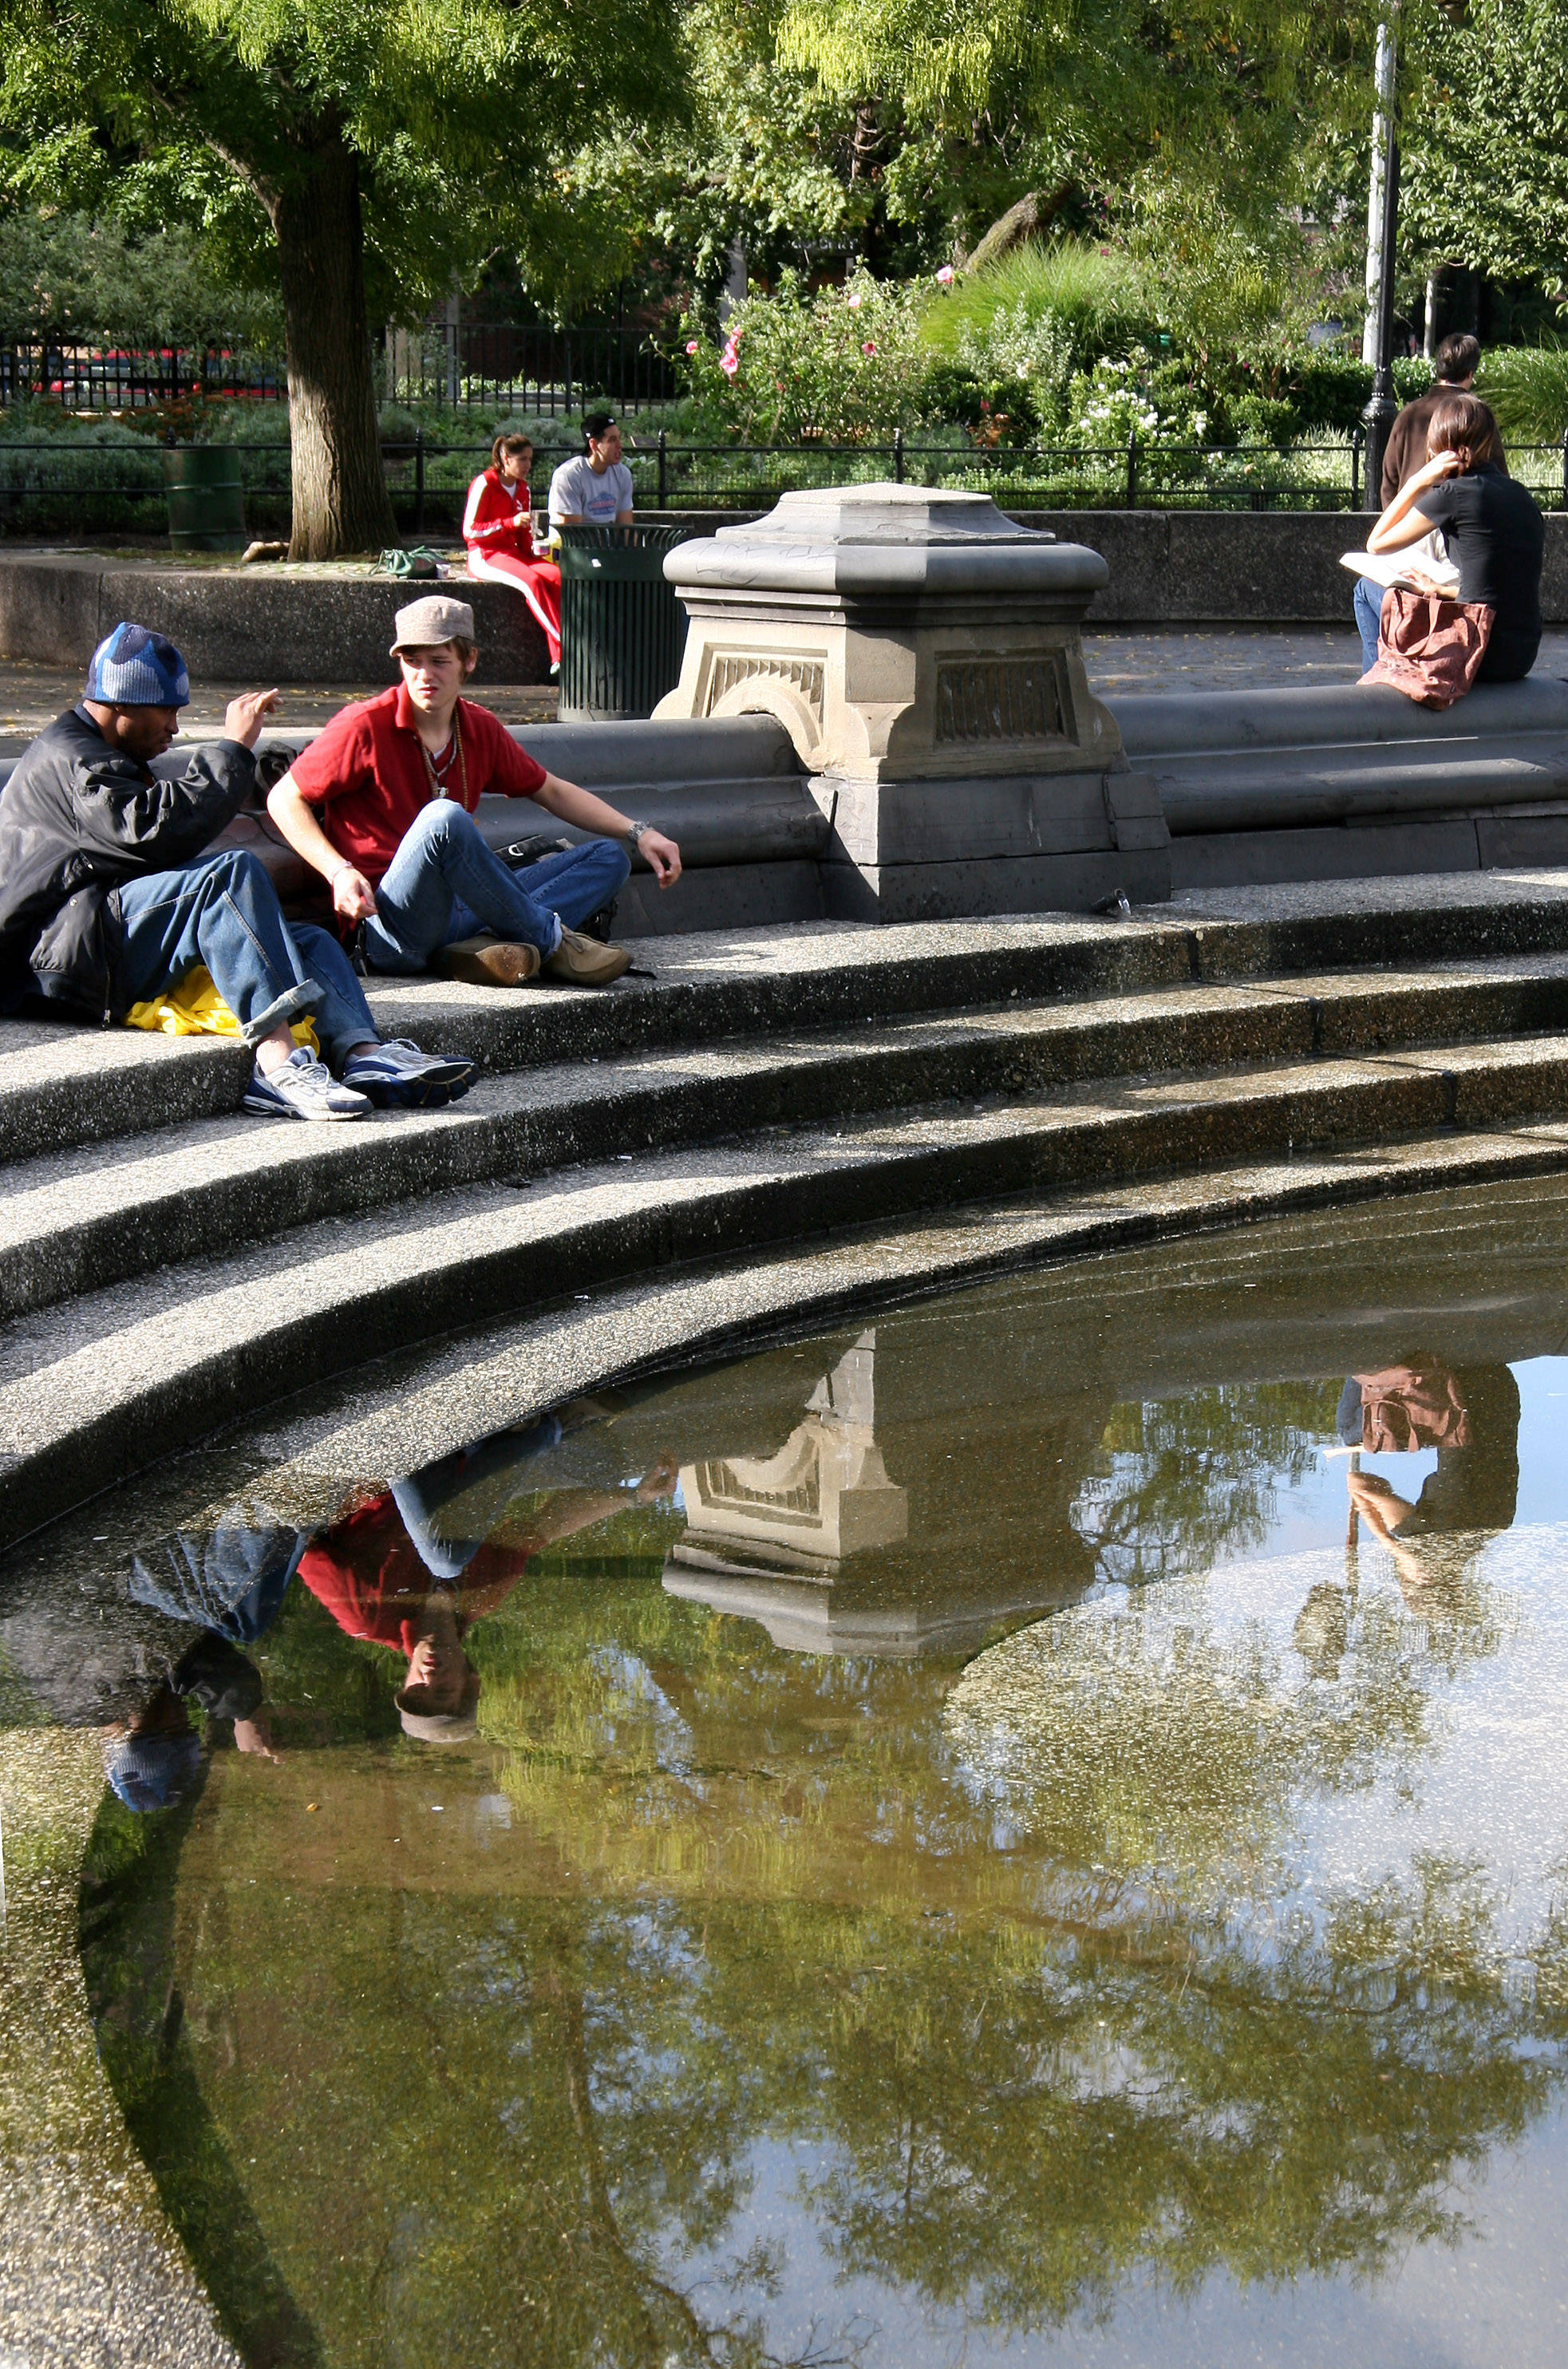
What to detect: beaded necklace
<box><xmin>419</xmin><ymin>705</ymin><xmax>468</xmax><ymax>806</ymax></box>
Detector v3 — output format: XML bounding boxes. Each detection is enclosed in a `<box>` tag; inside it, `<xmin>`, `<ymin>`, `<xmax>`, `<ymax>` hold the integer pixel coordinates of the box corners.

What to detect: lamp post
<box><xmin>1361</xmin><ymin>8</ymin><xmax>1400</xmax><ymax>510</ymax></box>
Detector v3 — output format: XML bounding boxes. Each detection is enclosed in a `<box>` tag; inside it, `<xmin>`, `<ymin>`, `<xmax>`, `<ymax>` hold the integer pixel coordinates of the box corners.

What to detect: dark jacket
<box><xmin>1381</xmin><ymin>387</ymin><xmax>1509</xmax><ymax>507</ymax></box>
<box><xmin>0</xmin><ymin>707</ymin><xmax>257</xmax><ymax>1020</ymax></box>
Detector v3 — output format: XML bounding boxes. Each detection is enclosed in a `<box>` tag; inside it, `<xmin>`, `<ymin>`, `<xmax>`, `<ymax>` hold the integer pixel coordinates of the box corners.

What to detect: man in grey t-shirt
<box><xmin>549</xmin><ymin>410</ymin><xmax>635</xmax><ymax>526</ymax></box>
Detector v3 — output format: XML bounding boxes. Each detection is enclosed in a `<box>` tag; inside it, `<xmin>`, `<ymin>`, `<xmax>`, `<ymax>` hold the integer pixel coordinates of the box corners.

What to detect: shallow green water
<box><xmin>14</xmin><ymin>1179</ymin><xmax>1568</xmax><ymax>2366</ymax></box>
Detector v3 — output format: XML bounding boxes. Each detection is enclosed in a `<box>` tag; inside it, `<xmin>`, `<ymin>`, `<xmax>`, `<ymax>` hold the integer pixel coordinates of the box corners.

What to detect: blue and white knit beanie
<box><xmin>85</xmin><ymin>622</ymin><xmax>190</xmax><ymax>708</ymax></box>
<box><xmin>105</xmin><ymin>1728</ymin><xmax>202</xmax><ymax>1814</ymax></box>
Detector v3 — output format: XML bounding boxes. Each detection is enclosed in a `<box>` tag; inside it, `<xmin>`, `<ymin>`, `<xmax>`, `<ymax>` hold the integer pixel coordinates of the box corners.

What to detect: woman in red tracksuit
<box><xmin>463</xmin><ymin>431</ymin><xmax>563</xmax><ymax>675</ymax></box>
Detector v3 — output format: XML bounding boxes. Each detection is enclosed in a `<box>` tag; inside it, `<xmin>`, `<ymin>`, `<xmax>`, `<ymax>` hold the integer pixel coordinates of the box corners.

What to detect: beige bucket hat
<box><xmin>390</xmin><ymin>594</ymin><xmax>476</xmax><ymax>653</ymax></box>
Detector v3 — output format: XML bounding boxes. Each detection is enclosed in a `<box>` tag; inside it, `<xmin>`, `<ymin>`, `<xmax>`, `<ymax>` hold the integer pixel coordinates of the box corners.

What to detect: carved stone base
<box><xmin>810</xmin><ymin>762</ymin><xmax>1171</xmax><ymax>918</ymax></box>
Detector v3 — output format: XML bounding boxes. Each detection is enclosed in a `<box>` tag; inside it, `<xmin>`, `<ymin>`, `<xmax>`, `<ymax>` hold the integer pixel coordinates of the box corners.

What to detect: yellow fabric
<box><xmin>124</xmin><ymin>965</ymin><xmax>319</xmax><ymax>1054</ymax></box>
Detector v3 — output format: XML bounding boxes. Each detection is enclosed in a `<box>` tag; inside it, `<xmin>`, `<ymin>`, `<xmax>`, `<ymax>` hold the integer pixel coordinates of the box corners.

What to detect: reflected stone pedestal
<box><xmin>656</xmin><ymin>483</ymin><xmax>1171</xmax><ymax>918</ymax></box>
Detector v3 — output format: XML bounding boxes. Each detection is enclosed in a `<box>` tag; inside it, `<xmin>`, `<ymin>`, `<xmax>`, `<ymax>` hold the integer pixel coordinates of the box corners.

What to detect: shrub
<box><xmin>919</xmin><ymin>241</ymin><xmax>1143</xmax><ymax>365</ymax></box>
<box><xmin>1475</xmin><ymin>344</ymin><xmax>1568</xmax><ymax>444</ymax></box>
<box><xmin>680</xmin><ymin>266</ymin><xmax>933</xmax><ymax>442</ymax></box>
<box><xmin>1063</xmin><ymin>355</ymin><xmax>1213</xmax><ymax>449</ymax></box>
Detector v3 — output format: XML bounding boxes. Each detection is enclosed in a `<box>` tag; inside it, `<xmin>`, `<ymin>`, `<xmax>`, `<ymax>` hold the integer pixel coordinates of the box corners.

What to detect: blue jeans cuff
<box><xmin>238</xmin><ymin>980</ymin><xmax>322</xmax><ymax>1048</ymax></box>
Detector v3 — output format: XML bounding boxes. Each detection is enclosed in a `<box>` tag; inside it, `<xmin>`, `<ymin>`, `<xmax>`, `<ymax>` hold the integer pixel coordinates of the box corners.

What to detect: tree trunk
<box><xmin>271</xmin><ymin>140</ymin><xmax>397</xmax><ymax>559</ymax></box>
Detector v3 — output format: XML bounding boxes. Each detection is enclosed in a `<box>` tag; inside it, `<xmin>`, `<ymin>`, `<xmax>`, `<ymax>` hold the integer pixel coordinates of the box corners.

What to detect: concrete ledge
<box><xmin>1017</xmin><ymin>510</ymin><xmax>1568</xmax><ymax>626</ymax></box>
<box><xmin>0</xmin><ymin>555</ymin><xmax>551</xmax><ymax>683</ymax></box>
<box><xmin>4</xmin><ymin>515</ymin><xmax>1565</xmax><ymax>690</ymax></box>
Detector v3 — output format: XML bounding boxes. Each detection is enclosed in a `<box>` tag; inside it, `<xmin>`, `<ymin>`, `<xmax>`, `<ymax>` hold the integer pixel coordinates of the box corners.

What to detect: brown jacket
<box><xmin>1381</xmin><ymin>387</ymin><xmax>1509</xmax><ymax>507</ymax></box>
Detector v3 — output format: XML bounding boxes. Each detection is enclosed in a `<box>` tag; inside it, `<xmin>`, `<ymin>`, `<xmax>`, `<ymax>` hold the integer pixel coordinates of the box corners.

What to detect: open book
<box><xmin>1339</xmin><ymin>527</ymin><xmax>1459</xmax><ymax>597</ymax></box>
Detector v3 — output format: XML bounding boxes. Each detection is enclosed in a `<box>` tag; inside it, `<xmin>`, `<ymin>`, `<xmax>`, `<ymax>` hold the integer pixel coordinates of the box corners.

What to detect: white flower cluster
<box><xmin>958</xmin><ymin>298</ymin><xmax>1078</xmax><ymax>403</ymax></box>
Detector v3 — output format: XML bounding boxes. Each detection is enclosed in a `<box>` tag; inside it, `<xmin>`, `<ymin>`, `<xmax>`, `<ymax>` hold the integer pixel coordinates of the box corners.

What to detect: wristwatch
<box><xmin>622</xmin><ymin>819</ymin><xmax>654</xmax><ymax>848</ymax></box>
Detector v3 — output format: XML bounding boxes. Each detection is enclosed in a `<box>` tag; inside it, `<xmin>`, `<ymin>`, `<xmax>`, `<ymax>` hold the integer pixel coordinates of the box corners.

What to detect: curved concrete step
<box><xmin>6</xmin><ymin>1045</ymin><xmax>1568</xmax><ymax>1546</ymax></box>
<box><xmin>10</xmin><ymin>878</ymin><xmax>1568</xmax><ymax>1164</ymax></box>
<box><xmin>6</xmin><ymin>961</ymin><xmax>1568</xmax><ymax>1324</ymax></box>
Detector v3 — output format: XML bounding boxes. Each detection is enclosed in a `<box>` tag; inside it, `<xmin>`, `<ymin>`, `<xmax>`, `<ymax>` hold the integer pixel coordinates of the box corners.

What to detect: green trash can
<box><xmin>557</xmin><ymin>523</ymin><xmax>690</xmax><ymax>721</ymax></box>
<box><xmin>164</xmin><ymin>446</ymin><xmax>247</xmax><ymax>553</ymax></box>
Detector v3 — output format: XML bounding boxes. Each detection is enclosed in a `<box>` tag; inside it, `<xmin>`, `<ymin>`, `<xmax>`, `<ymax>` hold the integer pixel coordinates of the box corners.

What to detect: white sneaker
<box><xmin>243</xmin><ymin>1046</ymin><xmax>370</xmax><ymax>1122</ymax></box>
<box><xmin>342</xmin><ymin>1039</ymin><xmax>476</xmax><ymax>1107</ymax></box>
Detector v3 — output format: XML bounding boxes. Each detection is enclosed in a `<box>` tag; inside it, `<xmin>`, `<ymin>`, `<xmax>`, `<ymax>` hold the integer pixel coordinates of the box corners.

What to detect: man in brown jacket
<box><xmin>1380</xmin><ymin>333</ymin><xmax>1506</xmax><ymax>505</ymax></box>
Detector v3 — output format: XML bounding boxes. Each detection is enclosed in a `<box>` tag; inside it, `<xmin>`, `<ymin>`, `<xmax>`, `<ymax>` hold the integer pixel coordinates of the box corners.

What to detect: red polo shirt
<box><xmin>286</xmin><ymin>684</ymin><xmax>547</xmax><ymax>886</ymax></box>
<box><xmin>297</xmin><ymin>1493</ymin><xmax>535</xmax><ymax>1660</ymax></box>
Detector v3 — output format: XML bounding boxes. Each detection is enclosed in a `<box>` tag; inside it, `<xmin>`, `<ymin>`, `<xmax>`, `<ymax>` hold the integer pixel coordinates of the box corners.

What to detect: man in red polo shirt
<box><xmin>266</xmin><ymin>595</ymin><xmax>682</xmax><ymax>988</ymax></box>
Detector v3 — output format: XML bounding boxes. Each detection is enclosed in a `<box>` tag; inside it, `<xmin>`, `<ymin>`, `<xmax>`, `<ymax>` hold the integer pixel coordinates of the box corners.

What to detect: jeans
<box><xmin>1354</xmin><ymin>575</ymin><xmax>1387</xmax><ymax>673</ymax></box>
<box><xmin>113</xmin><ymin>850</ymin><xmax>377</xmax><ymax>1064</ymax></box>
<box><xmin>389</xmin><ymin>1415</ymin><xmax>566</xmax><ymax>1580</ymax></box>
<box><xmin>361</xmin><ymin>800</ymin><xmax>631</xmax><ymax>974</ymax></box>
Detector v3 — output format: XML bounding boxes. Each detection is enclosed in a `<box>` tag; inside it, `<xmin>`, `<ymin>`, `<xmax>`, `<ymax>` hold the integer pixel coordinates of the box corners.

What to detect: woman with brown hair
<box><xmin>1364</xmin><ymin>393</ymin><xmax>1544</xmax><ymax>699</ymax></box>
<box><xmin>462</xmin><ymin>430</ymin><xmax>563</xmax><ymax>677</ymax></box>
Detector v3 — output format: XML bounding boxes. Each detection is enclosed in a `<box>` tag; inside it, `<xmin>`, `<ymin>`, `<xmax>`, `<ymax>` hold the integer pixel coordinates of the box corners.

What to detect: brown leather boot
<box><xmin>541</xmin><ymin>927</ymin><xmax>632</xmax><ymax>985</ymax></box>
<box><xmin>430</xmin><ymin>934</ymin><xmax>542</xmax><ymax>987</ymax></box>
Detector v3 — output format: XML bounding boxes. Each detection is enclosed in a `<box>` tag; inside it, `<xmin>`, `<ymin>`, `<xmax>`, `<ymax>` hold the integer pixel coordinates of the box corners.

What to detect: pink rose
<box><xmin>935</xmin><ymin>265</ymin><xmax>955</xmax><ymax>285</ymax></box>
<box><xmin>863</xmin><ymin>340</ymin><xmax>877</xmax><ymax>356</ymax></box>
<box><xmin>720</xmin><ymin>348</ymin><xmax>739</xmax><ymax>378</ymax></box>
<box><xmin>685</xmin><ymin>339</ymin><xmax>699</xmax><ymax>354</ymax></box>
<box><xmin>847</xmin><ymin>290</ymin><xmax>863</xmax><ymax>310</ymax></box>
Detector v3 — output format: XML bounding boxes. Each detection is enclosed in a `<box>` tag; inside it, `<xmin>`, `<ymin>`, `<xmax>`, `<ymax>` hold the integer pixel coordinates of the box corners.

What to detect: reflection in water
<box><xmin>297</xmin><ymin>1412</ymin><xmax>678</xmax><ymax>1743</ymax></box>
<box><xmin>666</xmin><ymin>1330</ymin><xmax>917</xmax><ymax>1653</ymax></box>
<box><xmin>15</xmin><ymin>1186</ymin><xmax>1568</xmax><ymax>2364</ymax></box>
<box><xmin>1340</xmin><ymin>1356</ymin><xmax>1521</xmax><ymax>1606</ymax></box>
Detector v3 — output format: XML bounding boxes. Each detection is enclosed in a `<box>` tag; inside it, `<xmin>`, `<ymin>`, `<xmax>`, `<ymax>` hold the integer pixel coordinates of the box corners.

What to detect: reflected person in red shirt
<box><xmin>298</xmin><ymin>1416</ymin><xmax>677</xmax><ymax>1743</ymax></box>
<box><xmin>266</xmin><ymin>595</ymin><xmax>681</xmax><ymax>991</ymax></box>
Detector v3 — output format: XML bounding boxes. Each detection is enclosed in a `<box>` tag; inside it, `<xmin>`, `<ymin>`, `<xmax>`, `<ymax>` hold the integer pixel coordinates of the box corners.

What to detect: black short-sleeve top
<box><xmin>1419</xmin><ymin>464</ymin><xmax>1544</xmax><ymax>639</ymax></box>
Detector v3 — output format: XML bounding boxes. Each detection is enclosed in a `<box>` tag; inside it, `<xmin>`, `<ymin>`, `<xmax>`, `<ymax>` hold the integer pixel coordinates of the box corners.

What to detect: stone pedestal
<box><xmin>655</xmin><ymin>482</ymin><xmax>1171</xmax><ymax>917</ymax></box>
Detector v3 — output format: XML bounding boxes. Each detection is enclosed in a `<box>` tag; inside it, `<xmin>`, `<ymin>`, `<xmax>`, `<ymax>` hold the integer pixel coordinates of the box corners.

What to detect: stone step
<box><xmin>9</xmin><ymin>875</ymin><xmax>1568</xmax><ymax>1164</ymax></box>
<box><xmin>7</xmin><ymin>961</ymin><xmax>1568</xmax><ymax>1325</ymax></box>
<box><xmin>7</xmin><ymin>1045</ymin><xmax>1568</xmax><ymax>1546</ymax></box>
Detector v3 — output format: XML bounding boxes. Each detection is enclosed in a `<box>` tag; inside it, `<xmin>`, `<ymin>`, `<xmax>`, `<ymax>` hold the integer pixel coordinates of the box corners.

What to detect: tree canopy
<box><xmin>1402</xmin><ymin>0</ymin><xmax>1568</xmax><ymax>298</ymax></box>
<box><xmin>0</xmin><ymin>0</ymin><xmax>686</xmax><ymax>551</ymax></box>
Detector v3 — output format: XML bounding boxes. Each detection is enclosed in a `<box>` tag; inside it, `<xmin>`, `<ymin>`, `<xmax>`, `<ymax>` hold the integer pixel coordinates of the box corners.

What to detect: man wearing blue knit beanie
<box><xmin>0</xmin><ymin>622</ymin><xmax>473</xmax><ymax>1119</ymax></box>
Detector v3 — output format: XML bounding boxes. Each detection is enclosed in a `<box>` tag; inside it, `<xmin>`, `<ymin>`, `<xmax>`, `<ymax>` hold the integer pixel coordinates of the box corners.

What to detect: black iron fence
<box><xmin>382</xmin><ymin>323</ymin><xmax>678</xmax><ymax>414</ymax></box>
<box><xmin>0</xmin><ymin>324</ymin><xmax>676</xmax><ymax>416</ymax></box>
<box><xmin>0</xmin><ymin>338</ymin><xmax>285</xmax><ymax>408</ymax></box>
<box><xmin>5</xmin><ymin>431</ymin><xmax>1568</xmax><ymax>539</ymax></box>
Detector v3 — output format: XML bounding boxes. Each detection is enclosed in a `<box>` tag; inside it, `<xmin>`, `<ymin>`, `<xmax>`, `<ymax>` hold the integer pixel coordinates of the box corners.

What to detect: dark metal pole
<box><xmin>658</xmin><ymin>428</ymin><xmax>667</xmax><ymax>510</ymax></box>
<box><xmin>1362</xmin><ymin>137</ymin><xmax>1400</xmax><ymax>511</ymax></box>
<box><xmin>414</xmin><ymin>428</ymin><xmax>425</xmax><ymax>537</ymax></box>
<box><xmin>1361</xmin><ymin>13</ymin><xmax>1401</xmax><ymax>513</ymax></box>
<box><xmin>1126</xmin><ymin>429</ymin><xmax>1137</xmax><ymax>511</ymax></box>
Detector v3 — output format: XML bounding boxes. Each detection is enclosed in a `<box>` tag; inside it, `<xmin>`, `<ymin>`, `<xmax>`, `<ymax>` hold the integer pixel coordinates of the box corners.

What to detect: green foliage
<box><xmin>920</xmin><ymin>239</ymin><xmax>1143</xmax><ymax>362</ymax></box>
<box><xmin>682</xmin><ymin>263</ymin><xmax>934</xmax><ymax>440</ymax></box>
<box><xmin>1403</xmin><ymin>0</ymin><xmax>1568</xmax><ymax>302</ymax></box>
<box><xmin>777</xmin><ymin>0</ymin><xmax>1376</xmax><ymax>235</ymax></box>
<box><xmin>1477</xmin><ymin>342</ymin><xmax>1568</xmax><ymax>444</ymax></box>
<box><xmin>0</xmin><ymin>208</ymin><xmax>279</xmax><ymax>346</ymax></box>
<box><xmin>548</xmin><ymin>0</ymin><xmax>875</xmax><ymax>312</ymax></box>
<box><xmin>0</xmin><ymin>0</ymin><xmax>686</xmax><ymax>326</ymax></box>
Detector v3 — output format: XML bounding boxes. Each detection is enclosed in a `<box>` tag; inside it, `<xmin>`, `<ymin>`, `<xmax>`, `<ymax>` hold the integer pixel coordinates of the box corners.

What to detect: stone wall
<box><xmin>0</xmin><ymin>553</ymin><xmax>552</xmax><ymax>684</ymax></box>
<box><xmin>1014</xmin><ymin>509</ymin><xmax>1568</xmax><ymax>626</ymax></box>
<box><xmin>3</xmin><ymin>511</ymin><xmax>1566</xmax><ymax>681</ymax></box>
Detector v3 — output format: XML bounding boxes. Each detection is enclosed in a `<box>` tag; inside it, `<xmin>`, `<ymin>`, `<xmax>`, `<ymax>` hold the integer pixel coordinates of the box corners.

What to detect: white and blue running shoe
<box><xmin>243</xmin><ymin>1046</ymin><xmax>371</xmax><ymax>1122</ymax></box>
<box><xmin>342</xmin><ymin>1038</ymin><xmax>476</xmax><ymax>1108</ymax></box>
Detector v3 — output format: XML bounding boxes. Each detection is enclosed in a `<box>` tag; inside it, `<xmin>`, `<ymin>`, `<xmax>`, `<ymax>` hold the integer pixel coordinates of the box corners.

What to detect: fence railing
<box><xmin>0</xmin><ymin>339</ymin><xmax>285</xmax><ymax>409</ymax></box>
<box><xmin>3</xmin><ymin>432</ymin><xmax>1567</xmax><ymax>536</ymax></box>
<box><xmin>381</xmin><ymin>324</ymin><xmax>678</xmax><ymax>414</ymax></box>
<box><xmin>0</xmin><ymin>324</ymin><xmax>677</xmax><ymax>416</ymax></box>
